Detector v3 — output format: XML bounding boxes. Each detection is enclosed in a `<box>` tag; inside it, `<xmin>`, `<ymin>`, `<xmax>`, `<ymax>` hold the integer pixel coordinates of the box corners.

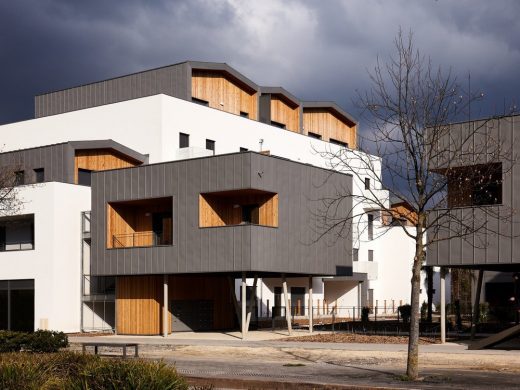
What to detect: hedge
<box><xmin>0</xmin><ymin>330</ymin><xmax>68</xmax><ymax>353</ymax></box>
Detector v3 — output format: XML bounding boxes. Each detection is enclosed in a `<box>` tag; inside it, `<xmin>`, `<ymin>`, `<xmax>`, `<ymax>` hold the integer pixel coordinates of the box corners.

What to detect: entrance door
<box><xmin>291</xmin><ymin>287</ymin><xmax>306</xmax><ymax>316</ymax></box>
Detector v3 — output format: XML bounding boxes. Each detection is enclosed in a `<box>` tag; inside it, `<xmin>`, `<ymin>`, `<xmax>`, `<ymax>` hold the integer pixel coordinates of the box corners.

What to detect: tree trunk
<box><xmin>406</xmin><ymin>236</ymin><xmax>424</xmax><ymax>380</ymax></box>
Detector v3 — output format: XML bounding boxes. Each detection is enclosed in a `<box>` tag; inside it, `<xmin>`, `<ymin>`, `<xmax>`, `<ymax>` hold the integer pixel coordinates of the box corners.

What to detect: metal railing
<box><xmin>112</xmin><ymin>231</ymin><xmax>172</xmax><ymax>248</ymax></box>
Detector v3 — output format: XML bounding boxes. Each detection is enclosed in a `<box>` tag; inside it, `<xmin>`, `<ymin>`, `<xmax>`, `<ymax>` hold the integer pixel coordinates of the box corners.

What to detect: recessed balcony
<box><xmin>107</xmin><ymin>197</ymin><xmax>173</xmax><ymax>249</ymax></box>
<box><xmin>199</xmin><ymin>189</ymin><xmax>278</xmax><ymax>228</ymax></box>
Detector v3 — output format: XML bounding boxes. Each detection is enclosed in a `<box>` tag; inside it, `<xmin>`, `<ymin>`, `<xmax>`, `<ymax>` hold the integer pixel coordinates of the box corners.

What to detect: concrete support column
<box><xmin>245</xmin><ymin>276</ymin><xmax>258</xmax><ymax>331</ymax></box>
<box><xmin>282</xmin><ymin>275</ymin><xmax>292</xmax><ymax>335</ymax></box>
<box><xmin>241</xmin><ymin>273</ymin><xmax>247</xmax><ymax>340</ymax></box>
<box><xmin>308</xmin><ymin>276</ymin><xmax>313</xmax><ymax>334</ymax></box>
<box><xmin>162</xmin><ymin>274</ymin><xmax>169</xmax><ymax>337</ymax></box>
<box><xmin>440</xmin><ymin>268</ymin><xmax>446</xmax><ymax>344</ymax></box>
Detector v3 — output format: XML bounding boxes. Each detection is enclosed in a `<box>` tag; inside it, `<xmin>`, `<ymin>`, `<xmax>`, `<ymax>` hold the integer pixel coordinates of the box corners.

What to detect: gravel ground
<box><xmin>281</xmin><ymin>333</ymin><xmax>439</xmax><ymax>344</ymax></box>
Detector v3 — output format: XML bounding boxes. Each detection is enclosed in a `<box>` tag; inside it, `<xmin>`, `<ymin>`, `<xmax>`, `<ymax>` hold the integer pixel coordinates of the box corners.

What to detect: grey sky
<box><xmin>1</xmin><ymin>0</ymin><xmax>518</xmax><ymax>125</ymax></box>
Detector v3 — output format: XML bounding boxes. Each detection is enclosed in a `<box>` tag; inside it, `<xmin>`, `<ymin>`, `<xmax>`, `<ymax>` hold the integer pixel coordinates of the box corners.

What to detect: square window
<box><xmin>14</xmin><ymin>171</ymin><xmax>24</xmax><ymax>186</ymax></box>
<box><xmin>206</xmin><ymin>139</ymin><xmax>215</xmax><ymax>153</ymax></box>
<box><xmin>179</xmin><ymin>133</ymin><xmax>190</xmax><ymax>148</ymax></box>
<box><xmin>364</xmin><ymin>178</ymin><xmax>370</xmax><ymax>190</ymax></box>
<box><xmin>240</xmin><ymin>111</ymin><xmax>249</xmax><ymax>118</ymax></box>
<box><xmin>240</xmin><ymin>147</ymin><xmax>248</xmax><ymax>152</ymax></box>
<box><xmin>78</xmin><ymin>169</ymin><xmax>92</xmax><ymax>186</ymax></box>
<box><xmin>34</xmin><ymin>168</ymin><xmax>44</xmax><ymax>183</ymax></box>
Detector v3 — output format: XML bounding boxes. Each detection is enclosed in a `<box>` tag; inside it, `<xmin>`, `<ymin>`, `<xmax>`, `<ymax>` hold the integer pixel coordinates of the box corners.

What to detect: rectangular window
<box><xmin>78</xmin><ymin>169</ymin><xmax>92</xmax><ymax>186</ymax></box>
<box><xmin>192</xmin><ymin>97</ymin><xmax>209</xmax><ymax>106</ymax></box>
<box><xmin>206</xmin><ymin>139</ymin><xmax>215</xmax><ymax>154</ymax></box>
<box><xmin>240</xmin><ymin>111</ymin><xmax>249</xmax><ymax>118</ymax></box>
<box><xmin>364</xmin><ymin>178</ymin><xmax>370</xmax><ymax>190</ymax></box>
<box><xmin>368</xmin><ymin>249</ymin><xmax>374</xmax><ymax>262</ymax></box>
<box><xmin>367</xmin><ymin>214</ymin><xmax>374</xmax><ymax>240</ymax></box>
<box><xmin>353</xmin><ymin>248</ymin><xmax>359</xmax><ymax>262</ymax></box>
<box><xmin>271</xmin><ymin>120</ymin><xmax>286</xmax><ymax>129</ymax></box>
<box><xmin>34</xmin><ymin>168</ymin><xmax>44</xmax><ymax>183</ymax></box>
<box><xmin>179</xmin><ymin>133</ymin><xmax>190</xmax><ymax>148</ymax></box>
<box><xmin>14</xmin><ymin>171</ymin><xmax>24</xmax><ymax>186</ymax></box>
<box><xmin>240</xmin><ymin>147</ymin><xmax>248</xmax><ymax>152</ymax></box>
<box><xmin>308</xmin><ymin>132</ymin><xmax>322</xmax><ymax>140</ymax></box>
<box><xmin>0</xmin><ymin>214</ymin><xmax>35</xmax><ymax>252</ymax></box>
<box><xmin>330</xmin><ymin>138</ymin><xmax>348</xmax><ymax>148</ymax></box>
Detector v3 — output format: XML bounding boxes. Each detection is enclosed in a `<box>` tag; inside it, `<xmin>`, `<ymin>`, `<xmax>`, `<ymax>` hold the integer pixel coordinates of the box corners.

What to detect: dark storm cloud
<box><xmin>1</xmin><ymin>0</ymin><xmax>519</xmax><ymax>125</ymax></box>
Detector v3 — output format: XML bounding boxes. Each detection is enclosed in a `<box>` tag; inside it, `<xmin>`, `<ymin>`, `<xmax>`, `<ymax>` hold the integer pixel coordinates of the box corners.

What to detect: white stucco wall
<box><xmin>0</xmin><ymin>183</ymin><xmax>90</xmax><ymax>332</ymax></box>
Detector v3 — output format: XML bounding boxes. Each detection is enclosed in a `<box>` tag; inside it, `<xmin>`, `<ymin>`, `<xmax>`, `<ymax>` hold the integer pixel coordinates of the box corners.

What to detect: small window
<box><xmin>206</xmin><ymin>139</ymin><xmax>215</xmax><ymax>154</ymax></box>
<box><xmin>192</xmin><ymin>97</ymin><xmax>209</xmax><ymax>106</ymax></box>
<box><xmin>240</xmin><ymin>111</ymin><xmax>249</xmax><ymax>118</ymax></box>
<box><xmin>330</xmin><ymin>138</ymin><xmax>348</xmax><ymax>148</ymax></box>
<box><xmin>78</xmin><ymin>169</ymin><xmax>92</xmax><ymax>186</ymax></box>
<box><xmin>14</xmin><ymin>171</ymin><xmax>24</xmax><ymax>186</ymax></box>
<box><xmin>364</xmin><ymin>178</ymin><xmax>370</xmax><ymax>190</ymax></box>
<box><xmin>308</xmin><ymin>132</ymin><xmax>322</xmax><ymax>140</ymax></box>
<box><xmin>34</xmin><ymin>168</ymin><xmax>44</xmax><ymax>183</ymax></box>
<box><xmin>367</xmin><ymin>214</ymin><xmax>374</xmax><ymax>240</ymax></box>
<box><xmin>368</xmin><ymin>249</ymin><xmax>374</xmax><ymax>262</ymax></box>
<box><xmin>240</xmin><ymin>147</ymin><xmax>248</xmax><ymax>152</ymax></box>
<box><xmin>271</xmin><ymin>120</ymin><xmax>286</xmax><ymax>129</ymax></box>
<box><xmin>179</xmin><ymin>133</ymin><xmax>190</xmax><ymax>148</ymax></box>
<box><xmin>353</xmin><ymin>248</ymin><xmax>359</xmax><ymax>262</ymax></box>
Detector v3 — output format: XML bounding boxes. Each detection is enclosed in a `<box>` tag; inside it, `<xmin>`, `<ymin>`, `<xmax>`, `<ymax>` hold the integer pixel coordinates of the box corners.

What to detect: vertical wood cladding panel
<box><xmin>74</xmin><ymin>149</ymin><xmax>141</xmax><ymax>183</ymax></box>
<box><xmin>191</xmin><ymin>70</ymin><xmax>258</xmax><ymax>120</ymax></box>
<box><xmin>270</xmin><ymin>96</ymin><xmax>300</xmax><ymax>133</ymax></box>
<box><xmin>35</xmin><ymin>63</ymin><xmax>189</xmax><ymax>117</ymax></box>
<box><xmin>116</xmin><ymin>275</ymin><xmax>162</xmax><ymax>335</ymax></box>
<box><xmin>303</xmin><ymin>109</ymin><xmax>357</xmax><ymax>148</ymax></box>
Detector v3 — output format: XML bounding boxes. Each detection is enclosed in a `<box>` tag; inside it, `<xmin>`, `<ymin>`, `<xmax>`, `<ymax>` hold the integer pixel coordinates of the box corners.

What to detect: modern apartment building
<box><xmin>427</xmin><ymin>114</ymin><xmax>520</xmax><ymax>341</ymax></box>
<box><xmin>0</xmin><ymin>61</ymin><xmax>417</xmax><ymax>335</ymax></box>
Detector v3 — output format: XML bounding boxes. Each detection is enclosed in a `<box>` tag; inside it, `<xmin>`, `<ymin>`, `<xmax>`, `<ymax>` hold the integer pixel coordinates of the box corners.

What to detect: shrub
<box><xmin>0</xmin><ymin>330</ymin><xmax>68</xmax><ymax>353</ymax></box>
<box><xmin>0</xmin><ymin>331</ymin><xmax>27</xmax><ymax>353</ymax></box>
<box><xmin>398</xmin><ymin>304</ymin><xmax>412</xmax><ymax>323</ymax></box>
<box><xmin>26</xmin><ymin>330</ymin><xmax>68</xmax><ymax>353</ymax></box>
<box><xmin>0</xmin><ymin>352</ymin><xmax>189</xmax><ymax>389</ymax></box>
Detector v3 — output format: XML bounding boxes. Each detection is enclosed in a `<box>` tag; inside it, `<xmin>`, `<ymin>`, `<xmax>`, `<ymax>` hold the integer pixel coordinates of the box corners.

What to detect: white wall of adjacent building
<box><xmin>0</xmin><ymin>183</ymin><xmax>90</xmax><ymax>332</ymax></box>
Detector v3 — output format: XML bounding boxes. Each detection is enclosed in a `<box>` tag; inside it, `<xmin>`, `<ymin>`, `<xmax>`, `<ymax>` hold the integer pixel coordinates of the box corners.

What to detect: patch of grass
<box><xmin>0</xmin><ymin>351</ymin><xmax>188</xmax><ymax>389</ymax></box>
<box><xmin>283</xmin><ymin>363</ymin><xmax>306</xmax><ymax>367</ymax></box>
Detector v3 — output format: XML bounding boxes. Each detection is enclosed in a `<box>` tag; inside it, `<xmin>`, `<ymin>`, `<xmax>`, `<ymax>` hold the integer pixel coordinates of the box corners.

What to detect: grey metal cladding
<box><xmin>427</xmin><ymin>115</ymin><xmax>520</xmax><ymax>268</ymax></box>
<box><xmin>35</xmin><ymin>63</ymin><xmax>190</xmax><ymax>117</ymax></box>
<box><xmin>0</xmin><ymin>143</ymin><xmax>74</xmax><ymax>184</ymax></box>
<box><xmin>90</xmin><ymin>152</ymin><xmax>353</xmax><ymax>277</ymax></box>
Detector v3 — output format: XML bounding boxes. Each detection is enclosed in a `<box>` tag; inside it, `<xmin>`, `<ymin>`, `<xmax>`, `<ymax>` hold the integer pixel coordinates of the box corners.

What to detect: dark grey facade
<box><xmin>427</xmin><ymin>114</ymin><xmax>520</xmax><ymax>269</ymax></box>
<box><xmin>0</xmin><ymin>140</ymin><xmax>148</xmax><ymax>185</ymax></box>
<box><xmin>90</xmin><ymin>152</ymin><xmax>353</xmax><ymax>277</ymax></box>
<box><xmin>34</xmin><ymin>61</ymin><xmax>260</xmax><ymax>118</ymax></box>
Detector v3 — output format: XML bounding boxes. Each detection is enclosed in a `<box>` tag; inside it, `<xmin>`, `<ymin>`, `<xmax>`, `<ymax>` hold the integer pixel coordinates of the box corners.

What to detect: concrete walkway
<box><xmin>69</xmin><ymin>330</ymin><xmax>520</xmax><ymax>356</ymax></box>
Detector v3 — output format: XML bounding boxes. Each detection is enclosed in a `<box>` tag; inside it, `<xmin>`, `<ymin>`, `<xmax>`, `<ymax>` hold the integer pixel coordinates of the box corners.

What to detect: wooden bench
<box><xmin>81</xmin><ymin>342</ymin><xmax>139</xmax><ymax>358</ymax></box>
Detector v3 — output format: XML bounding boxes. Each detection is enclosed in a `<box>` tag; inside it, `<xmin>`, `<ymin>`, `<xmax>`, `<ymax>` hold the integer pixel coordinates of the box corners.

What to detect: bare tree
<box><xmin>0</xmin><ymin>157</ymin><xmax>24</xmax><ymax>217</ymax></box>
<box><xmin>316</xmin><ymin>30</ymin><xmax>516</xmax><ymax>380</ymax></box>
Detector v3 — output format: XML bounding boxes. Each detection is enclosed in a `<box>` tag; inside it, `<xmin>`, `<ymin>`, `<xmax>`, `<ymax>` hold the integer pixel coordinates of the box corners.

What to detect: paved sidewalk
<box><xmin>69</xmin><ymin>330</ymin><xmax>520</xmax><ymax>356</ymax></box>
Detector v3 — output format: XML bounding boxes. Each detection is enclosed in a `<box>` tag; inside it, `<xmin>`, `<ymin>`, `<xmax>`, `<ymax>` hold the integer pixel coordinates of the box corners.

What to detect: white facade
<box><xmin>0</xmin><ymin>183</ymin><xmax>90</xmax><ymax>332</ymax></box>
<box><xmin>0</xmin><ymin>94</ymin><xmax>418</xmax><ymax>331</ymax></box>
